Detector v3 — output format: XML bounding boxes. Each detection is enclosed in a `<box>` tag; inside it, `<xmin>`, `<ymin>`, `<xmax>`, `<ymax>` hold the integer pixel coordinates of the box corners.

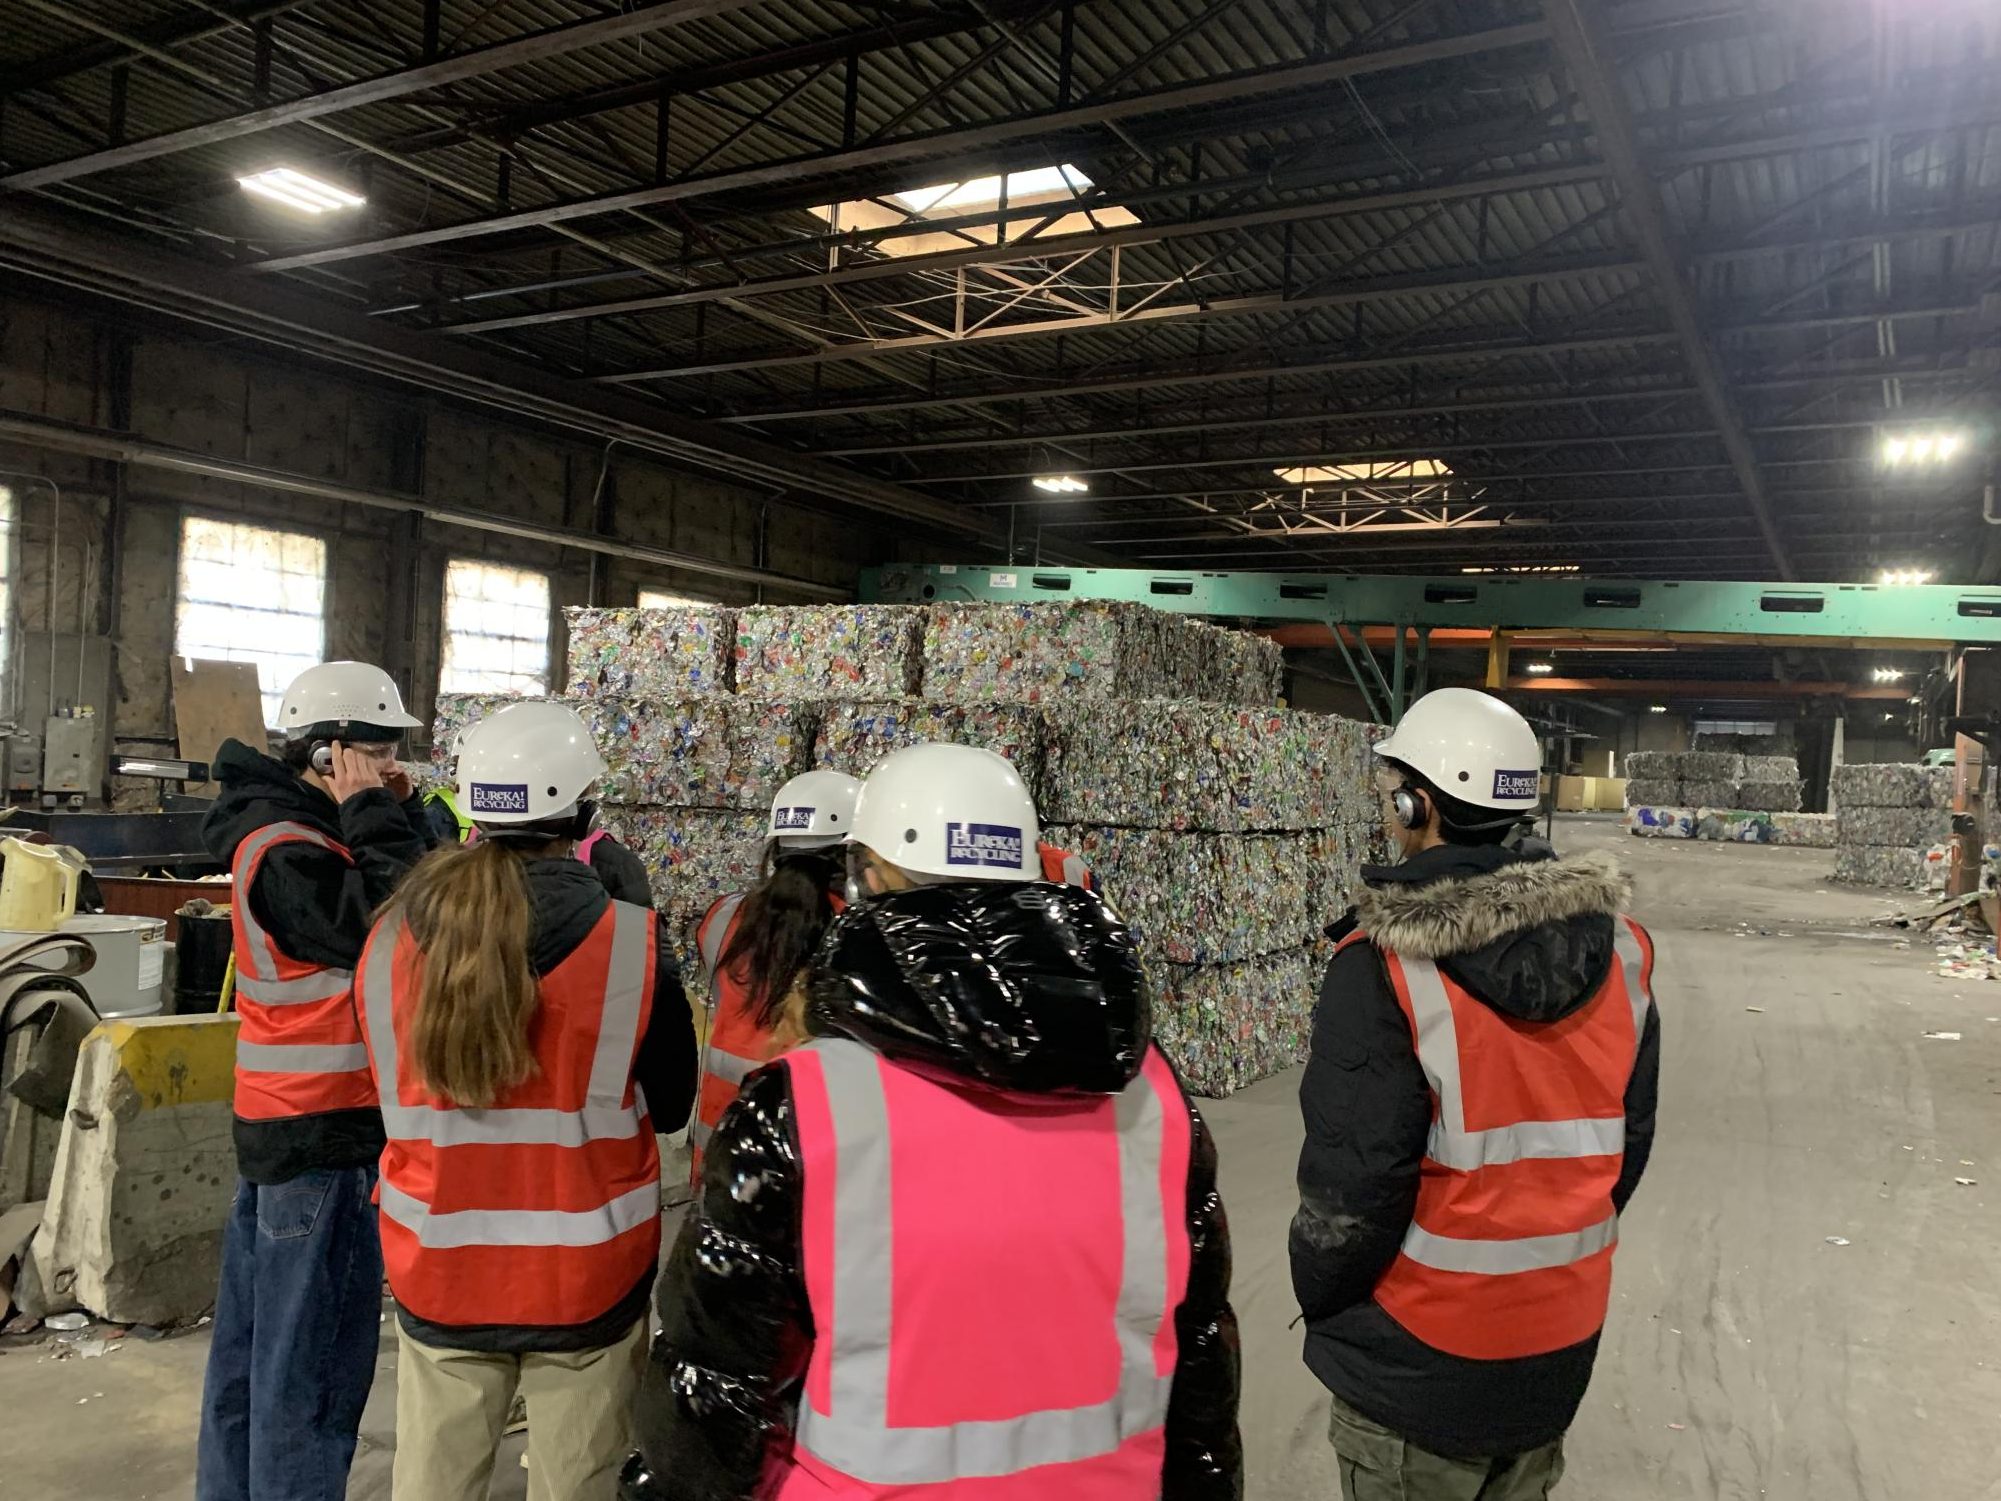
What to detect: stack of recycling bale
<box><xmin>433</xmin><ymin>601</ymin><xmax>1379</xmax><ymax>1097</ymax></box>
<box><xmin>1831</xmin><ymin>763</ymin><xmax>1955</xmax><ymax>887</ymax></box>
<box><xmin>1624</xmin><ymin>746</ymin><xmax>1823</xmax><ymax>843</ymax></box>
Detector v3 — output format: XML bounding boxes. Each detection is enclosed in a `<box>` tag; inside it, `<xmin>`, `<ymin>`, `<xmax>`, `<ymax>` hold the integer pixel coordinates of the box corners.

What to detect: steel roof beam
<box><xmin>597</xmin><ymin>252</ymin><xmax>1648</xmax><ymax>383</ymax></box>
<box><xmin>717</xmin><ymin>298</ymin><xmax>1975</xmax><ymax>423</ymax></box>
<box><xmin>447</xmin><ymin>163</ymin><xmax>1611</xmax><ymax>335</ymax></box>
<box><xmin>1</xmin><ymin>0</ymin><xmax>319</xmax><ymax>95</ymax></box>
<box><xmin>0</xmin><ymin>0</ymin><xmax>776</xmax><ymax>193</ymax></box>
<box><xmin>242</xmin><ymin>20</ymin><xmax>1552</xmax><ymax>273</ymax></box>
<box><xmin>1544</xmin><ymin>0</ymin><xmax>1794</xmax><ymax>580</ymax></box>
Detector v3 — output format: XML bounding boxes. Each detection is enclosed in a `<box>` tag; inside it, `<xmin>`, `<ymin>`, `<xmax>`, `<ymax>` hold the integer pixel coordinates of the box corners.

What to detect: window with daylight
<box><xmin>174</xmin><ymin>516</ymin><xmax>328</xmax><ymax>726</ymax></box>
<box><xmin>1693</xmin><ymin>719</ymin><xmax>1778</xmax><ymax>738</ymax></box>
<box><xmin>809</xmin><ymin>163</ymin><xmax>1138</xmax><ymax>259</ymax></box>
<box><xmin>440</xmin><ymin>560</ymin><xmax>551</xmax><ymax>696</ymax></box>
<box><xmin>638</xmin><ymin>587</ymin><xmax>712</xmax><ymax>609</ymax></box>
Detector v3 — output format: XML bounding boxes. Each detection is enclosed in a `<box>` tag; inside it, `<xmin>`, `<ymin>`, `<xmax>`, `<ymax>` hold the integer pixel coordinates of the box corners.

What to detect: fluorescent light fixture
<box><xmin>1275</xmin><ymin>459</ymin><xmax>1453</xmax><ymax>485</ymax></box>
<box><xmin>1525</xmin><ymin>662</ymin><xmax>1556</xmax><ymax>675</ymax></box>
<box><xmin>1032</xmin><ymin>474</ymin><xmax>1089</xmax><ymax>494</ymax></box>
<box><xmin>1881</xmin><ymin>429</ymin><xmax>1968</xmax><ymax>467</ymax></box>
<box><xmin>1908</xmin><ymin>695</ymin><xmax>1921</xmax><ymax>705</ymax></box>
<box><xmin>1462</xmin><ymin>564</ymin><xmax>1580</xmax><ymax>575</ymax></box>
<box><xmin>238</xmin><ymin>167</ymin><xmax>365</xmax><ymax>214</ymax></box>
<box><xmin>1649</xmin><ymin>705</ymin><xmax>1669</xmax><ymax>714</ymax></box>
<box><xmin>1873</xmin><ymin>667</ymin><xmax>1907</xmax><ymax>682</ymax></box>
<box><xmin>1878</xmin><ymin>568</ymin><xmax>1934</xmax><ymax>586</ymax></box>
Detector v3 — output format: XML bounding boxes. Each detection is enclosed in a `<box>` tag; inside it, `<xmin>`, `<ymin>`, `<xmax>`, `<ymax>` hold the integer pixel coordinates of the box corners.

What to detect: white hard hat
<box><xmin>769</xmin><ymin>769</ymin><xmax>862</xmax><ymax>848</ymax></box>
<box><xmin>278</xmin><ymin>661</ymin><xmax>421</xmax><ymax>739</ymax></box>
<box><xmin>850</xmin><ymin>743</ymin><xmax>1039</xmax><ymax>882</ymax></box>
<box><xmin>1374</xmin><ymin>687</ymin><xmax>1543</xmax><ymax>813</ymax></box>
<box><xmin>457</xmin><ymin>700</ymin><xmax>608</xmax><ymax>824</ymax></box>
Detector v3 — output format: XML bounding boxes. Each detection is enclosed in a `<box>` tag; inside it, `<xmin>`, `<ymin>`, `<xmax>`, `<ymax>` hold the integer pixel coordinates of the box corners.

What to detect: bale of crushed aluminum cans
<box><xmin>922</xmin><ymin>602</ymin><xmax>1280</xmax><ymax>706</ymax></box>
<box><xmin>563</xmin><ymin>606</ymin><xmax>733</xmax><ymax>698</ymax></box>
<box><xmin>1734</xmin><ymin>781</ymin><xmax>1803</xmax><ymax>812</ymax></box>
<box><xmin>1041</xmin><ymin>700</ymin><xmax>1340</xmax><ymax>832</ymax></box>
<box><xmin>1832</xmin><ymin>846</ymin><xmax>1928</xmax><ymax>888</ymax></box>
<box><xmin>812</xmin><ymin>699</ymin><xmax>1048</xmax><ymax>802</ymax></box>
<box><xmin>1627</xmin><ymin>806</ymin><xmax>1697</xmax><ymax>839</ymax></box>
<box><xmin>1681</xmin><ymin>778</ymin><xmax>1737</xmax><ymax>810</ymax></box>
<box><xmin>1695</xmin><ymin>809</ymin><xmax>1774</xmax><ymax>843</ymax></box>
<box><xmin>1152</xmin><ymin>947</ymin><xmax>1317</xmax><ymax>1098</ymax></box>
<box><xmin>1769</xmin><ymin>813</ymin><xmax>1836</xmax><ymax>848</ymax></box>
<box><xmin>724</xmin><ymin>700</ymin><xmax>817</xmax><ymax>808</ymax></box>
<box><xmin>1830</xmin><ymin>762</ymin><xmax>1949</xmax><ymax>808</ymax></box>
<box><xmin>1743</xmin><ymin>756</ymin><xmax>1800</xmax><ymax>782</ymax></box>
<box><xmin>1836</xmin><ymin>806</ymin><xmax>1952</xmax><ymax>848</ymax></box>
<box><xmin>609</xmin><ymin>806</ymin><xmax>768</xmax><ymax>916</ymax></box>
<box><xmin>735</xmin><ymin>605</ymin><xmax>923</xmax><ymax>698</ymax></box>
<box><xmin>1676</xmin><ymin>751</ymin><xmax>1744</xmax><ymax>782</ymax></box>
<box><xmin>1624</xmin><ymin>778</ymin><xmax>1682</xmax><ymax>809</ymax></box>
<box><xmin>429</xmin><ymin>692</ymin><xmax>517</xmax><ymax>766</ymax></box>
<box><xmin>1623</xmin><ymin>751</ymin><xmax>1677</xmax><ymax>780</ymax></box>
<box><xmin>1040</xmin><ymin>826</ymin><xmax>1319</xmax><ymax>966</ymax></box>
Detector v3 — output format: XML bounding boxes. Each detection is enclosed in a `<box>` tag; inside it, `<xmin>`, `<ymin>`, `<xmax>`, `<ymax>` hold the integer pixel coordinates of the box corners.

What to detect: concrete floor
<box><xmin>5</xmin><ymin>814</ymin><xmax>1998</xmax><ymax>1499</ymax></box>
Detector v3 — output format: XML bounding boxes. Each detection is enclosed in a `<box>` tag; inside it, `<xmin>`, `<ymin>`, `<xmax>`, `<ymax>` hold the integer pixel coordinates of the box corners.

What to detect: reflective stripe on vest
<box><xmin>358</xmin><ymin>905</ymin><xmax>654</xmax><ymax>1151</ymax></box>
<box><xmin>1369</xmin><ymin>915</ymin><xmax>1651</xmax><ymax>1358</ymax></box>
<box><xmin>229</xmin><ymin>820</ymin><xmax>371</xmax><ymax>1117</ymax></box>
<box><xmin>1038</xmin><ymin>843</ymin><xmax>1096</xmax><ymax>892</ymax></box>
<box><xmin>790</xmin><ymin>1038</ymin><xmax>1183</xmax><ymax>1487</ymax></box>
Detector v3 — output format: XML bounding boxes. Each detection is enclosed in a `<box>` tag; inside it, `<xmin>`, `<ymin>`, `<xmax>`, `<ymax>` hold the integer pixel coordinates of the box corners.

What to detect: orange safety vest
<box><xmin>354</xmin><ymin>901</ymin><xmax>661</xmax><ymax>1330</ymax></box>
<box><xmin>228</xmin><ymin>821</ymin><xmax>376</xmax><ymax>1122</ymax></box>
<box><xmin>1363</xmin><ymin>917</ymin><xmax>1654</xmax><ymax>1361</ymax></box>
<box><xmin>689</xmin><ymin>845</ymin><xmax>1096</xmax><ymax>1179</ymax></box>
<box><xmin>778</xmin><ymin>1038</ymin><xmax>1191</xmax><ymax>1498</ymax></box>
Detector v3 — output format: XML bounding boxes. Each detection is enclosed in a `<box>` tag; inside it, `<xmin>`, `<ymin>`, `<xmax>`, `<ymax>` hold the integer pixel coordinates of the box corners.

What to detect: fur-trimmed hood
<box><xmin>1359</xmin><ymin>849</ymin><xmax>1631</xmax><ymax>1023</ymax></box>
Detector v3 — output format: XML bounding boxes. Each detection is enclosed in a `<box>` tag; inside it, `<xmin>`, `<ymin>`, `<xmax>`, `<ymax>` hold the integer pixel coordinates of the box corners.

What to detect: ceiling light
<box><xmin>1461</xmin><ymin>564</ymin><xmax>1580</xmax><ymax>574</ymax></box>
<box><xmin>1908</xmin><ymin>695</ymin><xmax>1922</xmax><ymax>705</ymax></box>
<box><xmin>1032</xmin><ymin>474</ymin><xmax>1089</xmax><ymax>495</ymax></box>
<box><xmin>1649</xmin><ymin>705</ymin><xmax>1669</xmax><ymax>714</ymax></box>
<box><xmin>1525</xmin><ymin>662</ymin><xmax>1556</xmax><ymax>675</ymax></box>
<box><xmin>1878</xmin><ymin>568</ymin><xmax>1934</xmax><ymax>586</ymax></box>
<box><xmin>1873</xmin><ymin>667</ymin><xmax>1908</xmax><ymax>682</ymax></box>
<box><xmin>1881</xmin><ymin>429</ymin><xmax>1968</xmax><ymax>468</ymax></box>
<box><xmin>238</xmin><ymin>167</ymin><xmax>365</xmax><ymax>214</ymax></box>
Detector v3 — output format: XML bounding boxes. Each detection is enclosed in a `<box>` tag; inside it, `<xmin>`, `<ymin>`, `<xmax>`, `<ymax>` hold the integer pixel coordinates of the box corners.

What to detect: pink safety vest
<box><xmin>779</xmin><ymin>1038</ymin><xmax>1193</xmax><ymax>1498</ymax></box>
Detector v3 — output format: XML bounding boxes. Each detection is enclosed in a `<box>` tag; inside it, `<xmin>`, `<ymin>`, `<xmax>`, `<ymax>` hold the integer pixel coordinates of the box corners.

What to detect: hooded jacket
<box><xmin>202</xmin><ymin>738</ymin><xmax>435</xmax><ymax>1184</ymax></box>
<box><xmin>1291</xmin><ymin>843</ymin><xmax>1660</xmax><ymax>1460</ymax></box>
<box><xmin>625</xmin><ymin>881</ymin><xmax>1243</xmax><ymax>1501</ymax></box>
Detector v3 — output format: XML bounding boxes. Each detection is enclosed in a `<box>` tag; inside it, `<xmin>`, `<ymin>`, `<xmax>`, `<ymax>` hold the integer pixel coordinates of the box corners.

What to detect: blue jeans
<box><xmin>195</xmin><ymin>1166</ymin><xmax>384</xmax><ymax>1501</ymax></box>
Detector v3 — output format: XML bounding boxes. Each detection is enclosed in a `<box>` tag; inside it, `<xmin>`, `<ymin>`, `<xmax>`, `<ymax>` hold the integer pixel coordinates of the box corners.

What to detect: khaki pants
<box><xmin>1330</xmin><ymin>1396</ymin><xmax>1566</xmax><ymax>1501</ymax></box>
<box><xmin>391</xmin><ymin>1318</ymin><xmax>647</xmax><ymax>1501</ymax></box>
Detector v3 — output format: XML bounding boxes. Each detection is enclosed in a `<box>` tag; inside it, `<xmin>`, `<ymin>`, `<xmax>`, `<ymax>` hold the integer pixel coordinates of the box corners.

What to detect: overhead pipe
<box><xmin>0</xmin><ymin>415</ymin><xmax>842</xmax><ymax>598</ymax></box>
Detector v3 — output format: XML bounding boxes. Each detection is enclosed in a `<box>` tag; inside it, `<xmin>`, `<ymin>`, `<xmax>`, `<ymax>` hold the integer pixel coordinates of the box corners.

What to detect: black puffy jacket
<box><xmin>625</xmin><ymin>881</ymin><xmax>1243</xmax><ymax>1501</ymax></box>
<box><xmin>1291</xmin><ymin>843</ymin><xmax>1661</xmax><ymax>1459</ymax></box>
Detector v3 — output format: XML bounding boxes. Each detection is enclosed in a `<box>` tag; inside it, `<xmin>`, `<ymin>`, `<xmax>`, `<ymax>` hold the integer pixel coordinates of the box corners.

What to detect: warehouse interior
<box><xmin>1</xmin><ymin>0</ymin><xmax>1998</xmax><ymax>1495</ymax></box>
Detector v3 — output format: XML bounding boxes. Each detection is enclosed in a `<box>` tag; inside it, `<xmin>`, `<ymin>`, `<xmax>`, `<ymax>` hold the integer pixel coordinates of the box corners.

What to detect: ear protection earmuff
<box><xmin>310</xmin><ymin>742</ymin><xmax>335</xmax><ymax>776</ymax></box>
<box><xmin>1392</xmin><ymin>785</ymin><xmax>1426</xmax><ymax>830</ymax></box>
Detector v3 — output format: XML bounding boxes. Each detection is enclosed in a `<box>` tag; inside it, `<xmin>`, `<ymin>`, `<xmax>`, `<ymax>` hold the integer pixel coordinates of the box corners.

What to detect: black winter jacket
<box><xmin>1291</xmin><ymin>843</ymin><xmax>1661</xmax><ymax>1460</ymax></box>
<box><xmin>396</xmin><ymin>855</ymin><xmax>699</xmax><ymax>1355</ymax></box>
<box><xmin>625</xmin><ymin>881</ymin><xmax>1243</xmax><ymax>1501</ymax></box>
<box><xmin>202</xmin><ymin>738</ymin><xmax>434</xmax><ymax>1185</ymax></box>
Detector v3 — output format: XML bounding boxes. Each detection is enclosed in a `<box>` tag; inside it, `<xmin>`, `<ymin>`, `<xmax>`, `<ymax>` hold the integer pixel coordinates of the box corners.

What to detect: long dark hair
<box><xmin>716</xmin><ymin>843</ymin><xmax>843</xmax><ymax>1031</ymax></box>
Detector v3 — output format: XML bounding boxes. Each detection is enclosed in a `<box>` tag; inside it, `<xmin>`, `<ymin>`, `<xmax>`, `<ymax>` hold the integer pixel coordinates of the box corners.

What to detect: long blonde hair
<box><xmin>385</xmin><ymin>838</ymin><xmax>542</xmax><ymax>1108</ymax></box>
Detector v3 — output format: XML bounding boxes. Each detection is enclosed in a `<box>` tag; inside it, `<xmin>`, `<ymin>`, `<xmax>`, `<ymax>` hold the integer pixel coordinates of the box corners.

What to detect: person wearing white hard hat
<box><xmin>196</xmin><ymin>661</ymin><xmax>432</xmax><ymax>1501</ymax></box>
<box><xmin>353</xmin><ymin>699</ymin><xmax>696</xmax><ymax>1501</ymax></box>
<box><xmin>685</xmin><ymin>767</ymin><xmax>862</xmax><ymax>1181</ymax></box>
<box><xmin>1291</xmin><ymin>688</ymin><xmax>1662</xmax><ymax>1500</ymax></box>
<box><xmin>622</xmin><ymin>742</ymin><xmax>1242</xmax><ymax>1501</ymax></box>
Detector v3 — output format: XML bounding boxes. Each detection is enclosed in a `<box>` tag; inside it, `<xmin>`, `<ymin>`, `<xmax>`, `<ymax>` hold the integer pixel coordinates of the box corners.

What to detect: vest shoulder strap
<box><xmin>697</xmin><ymin>892</ymin><xmax>745</xmax><ymax>975</ymax></box>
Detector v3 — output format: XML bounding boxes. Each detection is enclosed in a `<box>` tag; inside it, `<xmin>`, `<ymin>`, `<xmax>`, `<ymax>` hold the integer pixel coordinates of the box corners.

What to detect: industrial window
<box><xmin>174</xmin><ymin>516</ymin><xmax>328</xmax><ymax>727</ymax></box>
<box><xmin>808</xmin><ymin>163</ymin><xmax>1137</xmax><ymax>258</ymax></box>
<box><xmin>440</xmin><ymin>560</ymin><xmax>550</xmax><ymax>696</ymax></box>
<box><xmin>1693</xmin><ymin>719</ymin><xmax>1778</xmax><ymax>737</ymax></box>
<box><xmin>638</xmin><ymin>587</ymin><xmax>712</xmax><ymax>609</ymax></box>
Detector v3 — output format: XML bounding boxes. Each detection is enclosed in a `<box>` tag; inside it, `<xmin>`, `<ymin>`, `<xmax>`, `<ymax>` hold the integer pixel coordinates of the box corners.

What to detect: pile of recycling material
<box><xmin>1831</xmin><ymin>763</ymin><xmax>1956</xmax><ymax>890</ymax></box>
<box><xmin>436</xmin><ymin>602</ymin><xmax>1384</xmax><ymax>1096</ymax></box>
<box><xmin>1624</xmin><ymin>749</ymin><xmax>1804</xmax><ymax>813</ymax></box>
<box><xmin>1625</xmin><ymin>806</ymin><xmax>1835</xmax><ymax>847</ymax></box>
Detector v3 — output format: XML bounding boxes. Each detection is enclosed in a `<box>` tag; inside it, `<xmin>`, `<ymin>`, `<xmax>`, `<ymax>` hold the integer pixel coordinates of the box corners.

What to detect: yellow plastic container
<box><xmin>0</xmin><ymin>836</ymin><xmax>84</xmax><ymax>931</ymax></box>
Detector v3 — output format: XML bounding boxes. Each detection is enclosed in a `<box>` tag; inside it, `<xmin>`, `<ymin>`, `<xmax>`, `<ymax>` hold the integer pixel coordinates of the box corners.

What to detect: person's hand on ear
<box><xmin>327</xmin><ymin>741</ymin><xmax>386</xmax><ymax>804</ymax></box>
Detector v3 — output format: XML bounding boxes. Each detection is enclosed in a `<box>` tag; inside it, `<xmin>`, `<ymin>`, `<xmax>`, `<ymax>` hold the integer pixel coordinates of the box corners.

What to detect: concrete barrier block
<box><xmin>21</xmin><ymin>1015</ymin><xmax>239</xmax><ymax>1326</ymax></box>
